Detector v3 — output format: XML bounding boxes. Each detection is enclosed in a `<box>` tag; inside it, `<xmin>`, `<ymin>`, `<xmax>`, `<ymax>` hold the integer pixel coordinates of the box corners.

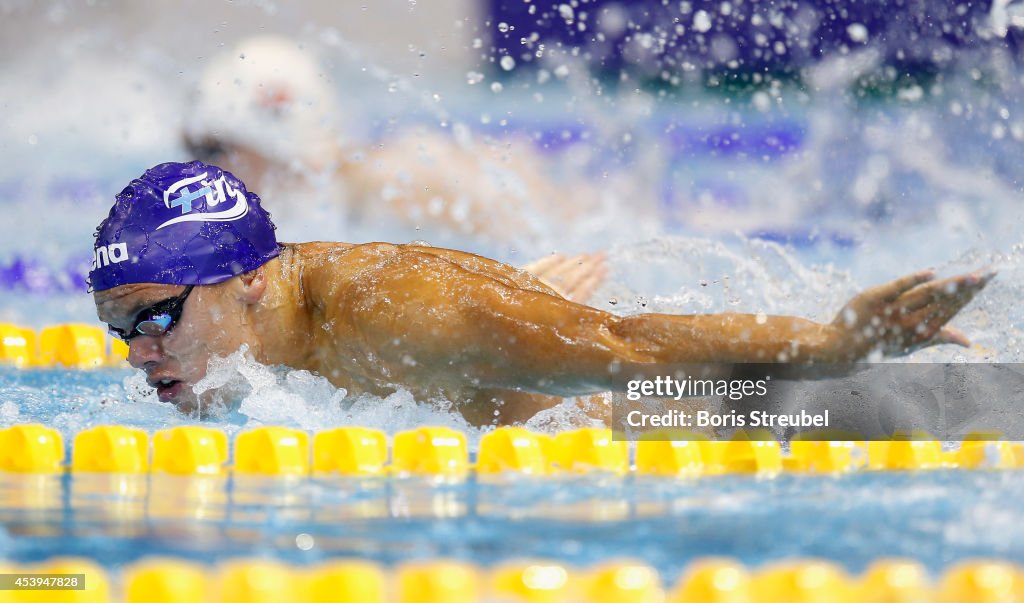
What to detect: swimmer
<box><xmin>182</xmin><ymin>34</ymin><xmax>608</xmax><ymax>303</ymax></box>
<box><xmin>182</xmin><ymin>35</ymin><xmax>613</xmax><ymax>244</ymax></box>
<box><xmin>92</xmin><ymin>162</ymin><xmax>992</xmax><ymax>425</ymax></box>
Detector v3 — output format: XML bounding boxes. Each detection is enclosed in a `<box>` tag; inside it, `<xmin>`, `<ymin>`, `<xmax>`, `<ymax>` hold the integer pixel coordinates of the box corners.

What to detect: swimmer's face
<box><xmin>94</xmin><ymin>282</ymin><xmax>254</xmax><ymax>415</ymax></box>
<box><xmin>183</xmin><ymin>135</ymin><xmax>274</xmax><ymax>189</ymax></box>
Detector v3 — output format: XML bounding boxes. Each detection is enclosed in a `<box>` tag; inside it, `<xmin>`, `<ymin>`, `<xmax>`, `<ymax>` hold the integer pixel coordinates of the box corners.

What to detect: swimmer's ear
<box><xmin>236</xmin><ymin>267</ymin><xmax>267</xmax><ymax>304</ymax></box>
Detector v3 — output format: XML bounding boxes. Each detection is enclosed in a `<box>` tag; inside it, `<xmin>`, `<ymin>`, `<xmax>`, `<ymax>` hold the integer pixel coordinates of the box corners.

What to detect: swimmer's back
<box><xmin>285</xmin><ymin>241</ymin><xmax>559</xmax><ymax>302</ymax></box>
<box><xmin>277</xmin><ymin>240</ymin><xmax>565</xmax><ymax>397</ymax></box>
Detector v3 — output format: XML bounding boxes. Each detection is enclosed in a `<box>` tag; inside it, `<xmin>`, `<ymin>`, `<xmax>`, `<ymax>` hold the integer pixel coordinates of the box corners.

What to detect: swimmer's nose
<box><xmin>127</xmin><ymin>335</ymin><xmax>164</xmax><ymax>368</ymax></box>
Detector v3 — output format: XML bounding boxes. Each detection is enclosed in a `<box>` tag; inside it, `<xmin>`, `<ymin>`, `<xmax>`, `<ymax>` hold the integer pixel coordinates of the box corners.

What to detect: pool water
<box><xmin>1</xmin><ymin>369</ymin><xmax>1024</xmax><ymax>579</ymax></box>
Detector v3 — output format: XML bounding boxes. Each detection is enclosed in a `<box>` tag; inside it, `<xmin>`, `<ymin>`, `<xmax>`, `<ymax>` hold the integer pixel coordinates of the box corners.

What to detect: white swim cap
<box><xmin>185</xmin><ymin>35</ymin><xmax>341</xmax><ymax>171</ymax></box>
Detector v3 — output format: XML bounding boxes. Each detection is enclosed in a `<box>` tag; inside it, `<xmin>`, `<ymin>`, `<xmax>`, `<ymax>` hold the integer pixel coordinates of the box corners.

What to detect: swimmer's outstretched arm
<box><xmin>343</xmin><ymin>253</ymin><xmax>992</xmax><ymax>397</ymax></box>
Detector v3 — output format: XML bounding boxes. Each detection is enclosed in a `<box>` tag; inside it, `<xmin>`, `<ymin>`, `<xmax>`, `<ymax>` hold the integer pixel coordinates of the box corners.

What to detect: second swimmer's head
<box><xmin>183</xmin><ymin>35</ymin><xmax>342</xmax><ymax>178</ymax></box>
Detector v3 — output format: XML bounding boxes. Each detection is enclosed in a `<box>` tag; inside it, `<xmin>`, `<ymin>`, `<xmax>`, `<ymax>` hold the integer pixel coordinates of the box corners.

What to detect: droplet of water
<box><xmin>500</xmin><ymin>55</ymin><xmax>516</xmax><ymax>71</ymax></box>
<box><xmin>693</xmin><ymin>10</ymin><xmax>712</xmax><ymax>33</ymax></box>
<box><xmin>847</xmin><ymin>23</ymin><xmax>869</xmax><ymax>42</ymax></box>
<box><xmin>896</xmin><ymin>85</ymin><xmax>923</xmax><ymax>102</ymax></box>
<box><xmin>752</xmin><ymin>91</ymin><xmax>772</xmax><ymax>112</ymax></box>
<box><xmin>490</xmin><ymin>82</ymin><xmax>504</xmax><ymax>93</ymax></box>
<box><xmin>843</xmin><ymin>308</ymin><xmax>858</xmax><ymax>328</ymax></box>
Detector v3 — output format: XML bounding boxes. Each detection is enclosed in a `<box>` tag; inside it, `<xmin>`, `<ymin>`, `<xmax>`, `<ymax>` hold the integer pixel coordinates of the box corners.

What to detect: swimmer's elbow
<box><xmin>602</xmin><ymin>316</ymin><xmax>676</xmax><ymax>363</ymax></box>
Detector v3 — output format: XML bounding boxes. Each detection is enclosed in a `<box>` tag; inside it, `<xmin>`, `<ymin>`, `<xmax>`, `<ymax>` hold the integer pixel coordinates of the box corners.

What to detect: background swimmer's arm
<box><xmin>340</xmin><ymin>256</ymin><xmax>991</xmax><ymax>396</ymax></box>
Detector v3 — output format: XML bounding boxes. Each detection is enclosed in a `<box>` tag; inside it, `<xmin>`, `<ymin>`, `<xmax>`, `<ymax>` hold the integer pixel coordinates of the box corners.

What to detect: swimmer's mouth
<box><xmin>149</xmin><ymin>378</ymin><xmax>185</xmax><ymax>402</ymax></box>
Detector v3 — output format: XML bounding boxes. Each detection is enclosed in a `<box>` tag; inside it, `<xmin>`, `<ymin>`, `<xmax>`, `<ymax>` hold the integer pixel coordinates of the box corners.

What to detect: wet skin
<box><xmin>95</xmin><ymin>242</ymin><xmax>992</xmax><ymax>425</ymax></box>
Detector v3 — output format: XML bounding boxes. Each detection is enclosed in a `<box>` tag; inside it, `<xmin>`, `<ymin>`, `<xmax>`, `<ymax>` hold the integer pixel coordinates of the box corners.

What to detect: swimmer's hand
<box><xmin>822</xmin><ymin>268</ymin><xmax>994</xmax><ymax>360</ymax></box>
<box><xmin>522</xmin><ymin>252</ymin><xmax>608</xmax><ymax>303</ymax></box>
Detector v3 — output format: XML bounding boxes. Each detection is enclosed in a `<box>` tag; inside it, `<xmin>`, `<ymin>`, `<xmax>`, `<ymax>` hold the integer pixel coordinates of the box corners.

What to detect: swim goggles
<box><xmin>107</xmin><ymin>286</ymin><xmax>194</xmax><ymax>342</ymax></box>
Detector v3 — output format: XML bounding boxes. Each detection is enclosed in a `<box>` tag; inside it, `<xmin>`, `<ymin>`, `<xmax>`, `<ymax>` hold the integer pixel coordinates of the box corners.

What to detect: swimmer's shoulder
<box><xmin>282</xmin><ymin>241</ymin><xmax>407</xmax><ymax>269</ymax></box>
<box><xmin>277</xmin><ymin>241</ymin><xmax>416</xmax><ymax>291</ymax></box>
<box><xmin>279</xmin><ymin>241</ymin><xmax>550</xmax><ymax>311</ymax></box>
<box><xmin>284</xmin><ymin>241</ymin><xmax>483</xmax><ymax>266</ymax></box>
<box><xmin>282</xmin><ymin>240</ymin><xmax>527</xmax><ymax>287</ymax></box>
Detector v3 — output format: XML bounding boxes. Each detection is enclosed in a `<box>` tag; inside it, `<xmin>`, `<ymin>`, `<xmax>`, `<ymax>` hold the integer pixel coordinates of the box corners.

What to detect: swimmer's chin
<box><xmin>159</xmin><ymin>387</ymin><xmax>199</xmax><ymax>415</ymax></box>
<box><xmin>157</xmin><ymin>385</ymin><xmax>231</xmax><ymax>420</ymax></box>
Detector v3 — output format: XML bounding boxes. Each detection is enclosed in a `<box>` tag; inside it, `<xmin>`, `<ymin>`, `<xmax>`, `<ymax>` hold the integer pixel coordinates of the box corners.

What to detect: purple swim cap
<box><xmin>89</xmin><ymin>161</ymin><xmax>280</xmax><ymax>292</ymax></box>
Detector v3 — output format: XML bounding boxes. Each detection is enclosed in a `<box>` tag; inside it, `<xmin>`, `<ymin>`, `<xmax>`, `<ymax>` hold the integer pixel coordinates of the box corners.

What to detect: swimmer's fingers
<box><xmin>521</xmin><ymin>254</ymin><xmax>567</xmax><ymax>276</ymax></box>
<box><xmin>894</xmin><ymin>273</ymin><xmax>990</xmax><ymax>337</ymax></box>
<box><xmin>896</xmin><ymin>270</ymin><xmax>995</xmax><ymax>314</ymax></box>
<box><xmin>528</xmin><ymin>253</ymin><xmax>597</xmax><ymax>282</ymax></box>
<box><xmin>522</xmin><ymin>254</ymin><xmax>576</xmax><ymax>297</ymax></box>
<box><xmin>888</xmin><ymin>324</ymin><xmax>972</xmax><ymax>357</ymax></box>
<box><xmin>558</xmin><ymin>253</ymin><xmax>608</xmax><ymax>302</ymax></box>
<box><xmin>545</xmin><ymin>253</ymin><xmax>602</xmax><ymax>282</ymax></box>
<box><xmin>525</xmin><ymin>252</ymin><xmax>608</xmax><ymax>302</ymax></box>
<box><xmin>905</xmin><ymin>303</ymin><xmax>973</xmax><ymax>344</ymax></box>
<box><xmin>562</xmin><ymin>258</ymin><xmax>608</xmax><ymax>303</ymax></box>
<box><xmin>885</xmin><ymin>274</ymin><xmax>989</xmax><ymax>353</ymax></box>
<box><xmin>883</xmin><ymin>326</ymin><xmax>970</xmax><ymax>358</ymax></box>
<box><xmin>831</xmin><ymin>270</ymin><xmax>935</xmax><ymax>331</ymax></box>
<box><xmin>829</xmin><ymin>269</ymin><xmax>991</xmax><ymax>360</ymax></box>
<box><xmin>933</xmin><ymin>326</ymin><xmax>971</xmax><ymax>348</ymax></box>
<box><xmin>856</xmin><ymin>270</ymin><xmax>936</xmax><ymax>309</ymax></box>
